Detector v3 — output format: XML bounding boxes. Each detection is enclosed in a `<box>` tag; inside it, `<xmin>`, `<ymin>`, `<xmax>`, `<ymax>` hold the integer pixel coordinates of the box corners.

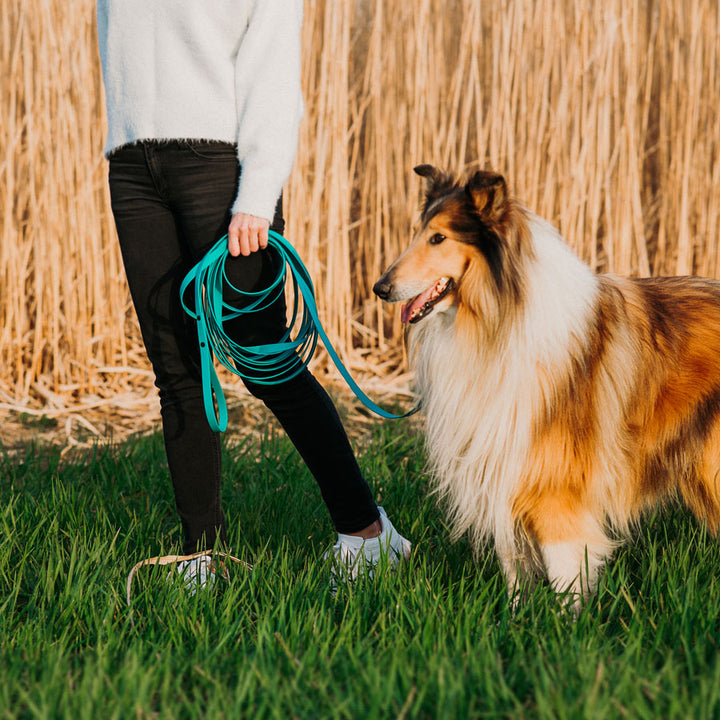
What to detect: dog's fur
<box><xmin>374</xmin><ymin>165</ymin><xmax>720</xmax><ymax>610</ymax></box>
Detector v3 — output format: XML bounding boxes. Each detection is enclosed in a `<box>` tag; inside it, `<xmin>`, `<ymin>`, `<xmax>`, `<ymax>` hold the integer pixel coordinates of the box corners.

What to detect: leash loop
<box><xmin>125</xmin><ymin>550</ymin><xmax>252</xmax><ymax>627</ymax></box>
<box><xmin>180</xmin><ymin>231</ymin><xmax>416</xmax><ymax>431</ymax></box>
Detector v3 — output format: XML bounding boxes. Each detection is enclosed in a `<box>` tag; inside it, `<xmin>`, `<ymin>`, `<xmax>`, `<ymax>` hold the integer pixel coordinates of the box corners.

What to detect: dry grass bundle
<box><xmin>2</xmin><ymin>0</ymin><xmax>720</xmax><ymax>442</ymax></box>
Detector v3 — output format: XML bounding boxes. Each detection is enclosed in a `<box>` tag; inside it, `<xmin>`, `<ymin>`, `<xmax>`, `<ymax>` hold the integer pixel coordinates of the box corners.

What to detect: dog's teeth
<box><xmin>403</xmin><ymin>277</ymin><xmax>453</xmax><ymax>324</ymax></box>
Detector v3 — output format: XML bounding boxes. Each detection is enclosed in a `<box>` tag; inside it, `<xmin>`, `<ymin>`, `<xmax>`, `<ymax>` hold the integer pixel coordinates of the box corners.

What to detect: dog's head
<box><xmin>373</xmin><ymin>165</ymin><xmax>528</xmax><ymax>325</ymax></box>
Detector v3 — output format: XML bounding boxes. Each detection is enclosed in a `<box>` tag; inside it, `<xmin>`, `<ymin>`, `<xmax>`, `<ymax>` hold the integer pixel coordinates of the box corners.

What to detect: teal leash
<box><xmin>180</xmin><ymin>231</ymin><xmax>416</xmax><ymax>432</ymax></box>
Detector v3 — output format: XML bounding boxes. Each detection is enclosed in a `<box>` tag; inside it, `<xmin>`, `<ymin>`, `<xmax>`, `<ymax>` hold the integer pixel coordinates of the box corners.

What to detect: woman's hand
<box><xmin>227</xmin><ymin>213</ymin><xmax>270</xmax><ymax>256</ymax></box>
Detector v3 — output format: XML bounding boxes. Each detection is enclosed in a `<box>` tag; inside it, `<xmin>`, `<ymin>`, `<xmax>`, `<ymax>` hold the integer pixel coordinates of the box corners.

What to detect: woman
<box><xmin>96</xmin><ymin>0</ymin><xmax>410</xmax><ymax>589</ymax></box>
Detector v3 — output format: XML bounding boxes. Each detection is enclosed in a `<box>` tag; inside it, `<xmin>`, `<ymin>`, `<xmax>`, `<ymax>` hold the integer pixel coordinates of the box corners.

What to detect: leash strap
<box><xmin>125</xmin><ymin>550</ymin><xmax>252</xmax><ymax>627</ymax></box>
<box><xmin>180</xmin><ymin>231</ymin><xmax>416</xmax><ymax>432</ymax></box>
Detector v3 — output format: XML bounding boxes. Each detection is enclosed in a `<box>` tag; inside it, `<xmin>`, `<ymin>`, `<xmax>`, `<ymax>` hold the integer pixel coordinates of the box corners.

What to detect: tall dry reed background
<box><xmin>2</xmin><ymin>0</ymin><xmax>720</xmax><ymax>426</ymax></box>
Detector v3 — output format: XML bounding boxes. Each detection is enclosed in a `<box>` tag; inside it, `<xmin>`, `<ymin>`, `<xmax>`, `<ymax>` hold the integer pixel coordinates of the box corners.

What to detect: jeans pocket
<box><xmin>183</xmin><ymin>141</ymin><xmax>238</xmax><ymax>161</ymax></box>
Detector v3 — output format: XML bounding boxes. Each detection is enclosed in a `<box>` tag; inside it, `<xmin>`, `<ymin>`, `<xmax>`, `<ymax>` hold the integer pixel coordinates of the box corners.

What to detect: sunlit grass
<box><xmin>1</xmin><ymin>423</ymin><xmax>719</xmax><ymax>719</ymax></box>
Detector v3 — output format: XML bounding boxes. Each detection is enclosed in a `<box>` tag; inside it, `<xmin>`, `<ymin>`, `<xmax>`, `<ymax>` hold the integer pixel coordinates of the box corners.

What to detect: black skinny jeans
<box><xmin>108</xmin><ymin>140</ymin><xmax>379</xmax><ymax>553</ymax></box>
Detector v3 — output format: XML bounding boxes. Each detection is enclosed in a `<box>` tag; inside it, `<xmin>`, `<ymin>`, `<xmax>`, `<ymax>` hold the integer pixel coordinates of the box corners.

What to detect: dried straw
<box><xmin>2</xmin><ymin>0</ymin><xmax>719</xmax><ymax>441</ymax></box>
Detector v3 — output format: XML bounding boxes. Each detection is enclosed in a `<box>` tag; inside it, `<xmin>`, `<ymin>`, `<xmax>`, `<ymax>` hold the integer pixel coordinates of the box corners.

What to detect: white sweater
<box><xmin>96</xmin><ymin>0</ymin><xmax>304</xmax><ymax>222</ymax></box>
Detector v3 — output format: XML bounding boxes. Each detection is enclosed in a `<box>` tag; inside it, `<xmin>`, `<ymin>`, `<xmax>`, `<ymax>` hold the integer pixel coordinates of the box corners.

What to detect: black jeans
<box><xmin>108</xmin><ymin>140</ymin><xmax>379</xmax><ymax>553</ymax></box>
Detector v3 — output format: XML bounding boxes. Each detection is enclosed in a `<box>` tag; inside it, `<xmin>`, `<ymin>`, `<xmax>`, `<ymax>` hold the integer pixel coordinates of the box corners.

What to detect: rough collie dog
<box><xmin>373</xmin><ymin>164</ymin><xmax>720</xmax><ymax>610</ymax></box>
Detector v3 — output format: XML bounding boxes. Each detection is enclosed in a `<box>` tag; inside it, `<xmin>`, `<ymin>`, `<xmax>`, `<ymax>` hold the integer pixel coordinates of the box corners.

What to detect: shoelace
<box><xmin>180</xmin><ymin>231</ymin><xmax>417</xmax><ymax>431</ymax></box>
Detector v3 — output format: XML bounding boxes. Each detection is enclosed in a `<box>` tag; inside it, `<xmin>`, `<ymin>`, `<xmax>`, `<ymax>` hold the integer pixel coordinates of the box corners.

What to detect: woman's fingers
<box><xmin>228</xmin><ymin>213</ymin><xmax>271</xmax><ymax>256</ymax></box>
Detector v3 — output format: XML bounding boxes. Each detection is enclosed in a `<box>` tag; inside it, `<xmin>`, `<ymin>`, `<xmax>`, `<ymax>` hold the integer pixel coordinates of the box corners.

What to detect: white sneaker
<box><xmin>170</xmin><ymin>554</ymin><xmax>219</xmax><ymax>595</ymax></box>
<box><xmin>326</xmin><ymin>507</ymin><xmax>411</xmax><ymax>584</ymax></box>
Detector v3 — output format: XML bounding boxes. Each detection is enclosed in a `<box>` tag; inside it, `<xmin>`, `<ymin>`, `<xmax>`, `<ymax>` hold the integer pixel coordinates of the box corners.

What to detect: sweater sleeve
<box><xmin>231</xmin><ymin>0</ymin><xmax>305</xmax><ymax>222</ymax></box>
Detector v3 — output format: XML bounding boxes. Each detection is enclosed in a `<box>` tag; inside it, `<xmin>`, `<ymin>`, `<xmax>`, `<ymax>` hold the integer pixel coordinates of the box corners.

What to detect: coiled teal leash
<box><xmin>180</xmin><ymin>230</ymin><xmax>416</xmax><ymax>432</ymax></box>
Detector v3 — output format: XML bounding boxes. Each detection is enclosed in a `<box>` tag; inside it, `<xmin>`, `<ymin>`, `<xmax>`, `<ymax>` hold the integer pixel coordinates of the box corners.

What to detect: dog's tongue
<box><xmin>401</xmin><ymin>285</ymin><xmax>438</xmax><ymax>323</ymax></box>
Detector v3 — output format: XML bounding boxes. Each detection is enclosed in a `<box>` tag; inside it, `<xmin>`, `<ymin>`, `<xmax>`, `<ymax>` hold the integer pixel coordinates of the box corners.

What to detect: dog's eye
<box><xmin>429</xmin><ymin>233</ymin><xmax>446</xmax><ymax>245</ymax></box>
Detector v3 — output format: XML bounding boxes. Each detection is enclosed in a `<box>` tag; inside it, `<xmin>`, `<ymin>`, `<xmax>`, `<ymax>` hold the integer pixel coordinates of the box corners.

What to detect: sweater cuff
<box><xmin>230</xmin><ymin>162</ymin><xmax>283</xmax><ymax>222</ymax></box>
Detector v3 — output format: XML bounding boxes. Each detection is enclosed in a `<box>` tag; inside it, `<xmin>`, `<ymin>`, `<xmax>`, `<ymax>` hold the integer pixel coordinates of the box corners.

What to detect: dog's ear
<box><xmin>414</xmin><ymin>165</ymin><xmax>457</xmax><ymax>212</ymax></box>
<box><xmin>465</xmin><ymin>171</ymin><xmax>507</xmax><ymax>221</ymax></box>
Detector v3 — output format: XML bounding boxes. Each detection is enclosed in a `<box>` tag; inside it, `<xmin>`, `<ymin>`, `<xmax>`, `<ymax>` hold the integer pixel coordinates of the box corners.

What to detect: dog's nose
<box><xmin>373</xmin><ymin>278</ymin><xmax>392</xmax><ymax>300</ymax></box>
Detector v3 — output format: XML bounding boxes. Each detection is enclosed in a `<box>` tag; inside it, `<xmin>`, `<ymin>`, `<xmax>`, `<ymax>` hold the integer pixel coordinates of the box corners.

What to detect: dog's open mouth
<box><xmin>401</xmin><ymin>277</ymin><xmax>455</xmax><ymax>323</ymax></box>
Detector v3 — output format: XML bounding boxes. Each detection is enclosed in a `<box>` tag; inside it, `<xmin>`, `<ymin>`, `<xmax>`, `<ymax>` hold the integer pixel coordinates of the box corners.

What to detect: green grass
<box><xmin>1</xmin><ymin>422</ymin><xmax>719</xmax><ymax>719</ymax></box>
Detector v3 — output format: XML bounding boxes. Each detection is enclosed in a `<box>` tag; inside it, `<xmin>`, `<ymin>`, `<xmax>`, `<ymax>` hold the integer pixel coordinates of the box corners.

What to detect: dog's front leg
<box><xmin>496</xmin><ymin>545</ymin><xmax>536</xmax><ymax>612</ymax></box>
<box><xmin>539</xmin><ymin>528</ymin><xmax>611</xmax><ymax>615</ymax></box>
<box><xmin>519</xmin><ymin>500</ymin><xmax>612</xmax><ymax>613</ymax></box>
<box><xmin>540</xmin><ymin>541</ymin><xmax>596</xmax><ymax>615</ymax></box>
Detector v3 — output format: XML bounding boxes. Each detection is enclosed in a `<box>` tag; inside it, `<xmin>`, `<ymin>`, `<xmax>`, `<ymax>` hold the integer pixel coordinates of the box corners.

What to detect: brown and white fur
<box><xmin>373</xmin><ymin>165</ymin><xmax>720</xmax><ymax>611</ymax></box>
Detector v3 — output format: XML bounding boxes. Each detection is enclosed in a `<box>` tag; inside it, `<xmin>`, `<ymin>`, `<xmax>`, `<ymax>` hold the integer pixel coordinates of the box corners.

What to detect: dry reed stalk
<box><xmin>2</xmin><ymin>0</ymin><xmax>720</xmax><ymax>421</ymax></box>
<box><xmin>1</xmin><ymin>0</ymin><xmax>129</xmax><ymax>404</ymax></box>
